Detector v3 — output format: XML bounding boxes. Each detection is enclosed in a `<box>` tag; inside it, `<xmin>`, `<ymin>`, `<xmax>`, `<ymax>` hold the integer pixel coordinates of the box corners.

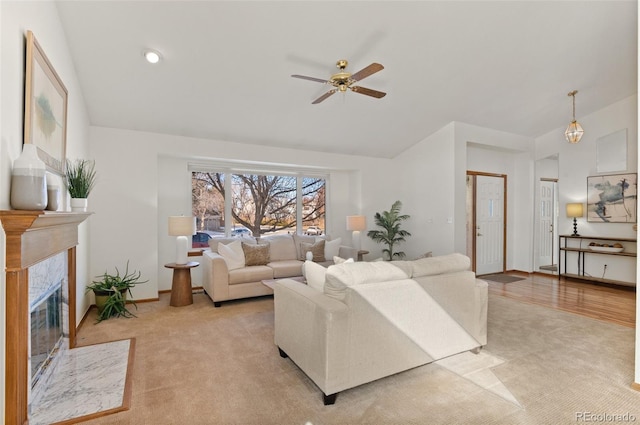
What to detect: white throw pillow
<box><xmin>217</xmin><ymin>240</ymin><xmax>245</xmax><ymax>271</ymax></box>
<box><xmin>304</xmin><ymin>260</ymin><xmax>327</xmax><ymax>292</ymax></box>
<box><xmin>333</xmin><ymin>256</ymin><xmax>354</xmax><ymax>265</ymax></box>
<box><xmin>323</xmin><ymin>237</ymin><xmax>342</xmax><ymax>259</ymax></box>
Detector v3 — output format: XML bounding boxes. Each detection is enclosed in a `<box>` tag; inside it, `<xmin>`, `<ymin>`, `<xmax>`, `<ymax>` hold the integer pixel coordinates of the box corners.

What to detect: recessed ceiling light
<box><xmin>143</xmin><ymin>49</ymin><xmax>162</xmax><ymax>64</ymax></box>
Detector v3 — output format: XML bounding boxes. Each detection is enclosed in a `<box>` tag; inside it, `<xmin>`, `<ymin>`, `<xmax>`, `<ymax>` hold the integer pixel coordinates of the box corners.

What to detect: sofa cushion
<box><xmin>293</xmin><ymin>234</ymin><xmax>316</xmax><ymax>259</ymax></box>
<box><xmin>269</xmin><ymin>260</ymin><xmax>303</xmax><ymax>278</ymax></box>
<box><xmin>209</xmin><ymin>236</ymin><xmax>256</xmax><ymax>253</ymax></box>
<box><xmin>333</xmin><ymin>256</ymin><xmax>355</xmax><ymax>266</ymax></box>
<box><xmin>218</xmin><ymin>240</ymin><xmax>245</xmax><ymax>270</ymax></box>
<box><xmin>324</xmin><ymin>262</ymin><xmax>411</xmax><ymax>301</ymax></box>
<box><xmin>228</xmin><ymin>266</ymin><xmax>274</xmax><ymax>284</ymax></box>
<box><xmin>323</xmin><ymin>237</ymin><xmax>342</xmax><ymax>259</ymax></box>
<box><xmin>261</xmin><ymin>234</ymin><xmax>297</xmax><ymax>261</ymax></box>
<box><xmin>242</xmin><ymin>242</ymin><xmax>270</xmax><ymax>266</ymax></box>
<box><xmin>303</xmin><ymin>260</ymin><xmax>326</xmax><ymax>292</ymax></box>
<box><xmin>300</xmin><ymin>240</ymin><xmax>326</xmax><ymax>262</ymax></box>
<box><xmin>410</xmin><ymin>253</ymin><xmax>470</xmax><ymax>278</ymax></box>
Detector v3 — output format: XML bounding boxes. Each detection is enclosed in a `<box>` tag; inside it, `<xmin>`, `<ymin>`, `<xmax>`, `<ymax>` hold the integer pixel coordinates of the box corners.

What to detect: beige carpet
<box><xmin>76</xmin><ymin>290</ymin><xmax>640</xmax><ymax>425</ymax></box>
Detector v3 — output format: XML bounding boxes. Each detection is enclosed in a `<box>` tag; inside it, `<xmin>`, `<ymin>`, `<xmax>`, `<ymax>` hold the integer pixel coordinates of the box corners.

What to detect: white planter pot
<box><xmin>70</xmin><ymin>198</ymin><xmax>88</xmax><ymax>212</ymax></box>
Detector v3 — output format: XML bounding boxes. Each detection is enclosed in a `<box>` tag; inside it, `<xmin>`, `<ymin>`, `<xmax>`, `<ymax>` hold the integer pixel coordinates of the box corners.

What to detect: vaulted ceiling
<box><xmin>55</xmin><ymin>1</ymin><xmax>637</xmax><ymax>158</ymax></box>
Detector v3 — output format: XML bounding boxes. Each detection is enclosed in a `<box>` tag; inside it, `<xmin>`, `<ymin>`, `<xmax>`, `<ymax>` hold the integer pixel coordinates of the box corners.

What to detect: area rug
<box><xmin>29</xmin><ymin>338</ymin><xmax>134</xmax><ymax>425</ymax></box>
<box><xmin>480</xmin><ymin>273</ymin><xmax>525</xmax><ymax>284</ymax></box>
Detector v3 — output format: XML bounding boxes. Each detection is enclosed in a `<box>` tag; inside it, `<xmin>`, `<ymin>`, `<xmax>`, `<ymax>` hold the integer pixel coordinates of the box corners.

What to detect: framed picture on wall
<box><xmin>587</xmin><ymin>173</ymin><xmax>637</xmax><ymax>223</ymax></box>
<box><xmin>23</xmin><ymin>30</ymin><xmax>68</xmax><ymax>175</ymax></box>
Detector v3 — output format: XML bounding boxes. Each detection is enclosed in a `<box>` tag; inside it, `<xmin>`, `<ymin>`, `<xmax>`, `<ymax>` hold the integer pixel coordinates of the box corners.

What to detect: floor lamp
<box><xmin>169</xmin><ymin>216</ymin><xmax>196</xmax><ymax>264</ymax></box>
<box><xmin>346</xmin><ymin>215</ymin><xmax>367</xmax><ymax>252</ymax></box>
<box><xmin>566</xmin><ymin>203</ymin><xmax>584</xmax><ymax>237</ymax></box>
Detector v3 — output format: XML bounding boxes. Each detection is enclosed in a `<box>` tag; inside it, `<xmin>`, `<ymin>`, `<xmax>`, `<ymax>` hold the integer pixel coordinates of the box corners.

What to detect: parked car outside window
<box><xmin>192</xmin><ymin>232</ymin><xmax>212</xmax><ymax>248</ymax></box>
<box><xmin>231</xmin><ymin>227</ymin><xmax>252</xmax><ymax>237</ymax></box>
<box><xmin>304</xmin><ymin>226</ymin><xmax>323</xmax><ymax>236</ymax></box>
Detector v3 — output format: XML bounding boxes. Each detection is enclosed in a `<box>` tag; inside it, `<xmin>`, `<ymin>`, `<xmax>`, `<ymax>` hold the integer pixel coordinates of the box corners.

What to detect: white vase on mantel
<box><xmin>70</xmin><ymin>198</ymin><xmax>88</xmax><ymax>212</ymax></box>
<box><xmin>10</xmin><ymin>144</ymin><xmax>47</xmax><ymax>210</ymax></box>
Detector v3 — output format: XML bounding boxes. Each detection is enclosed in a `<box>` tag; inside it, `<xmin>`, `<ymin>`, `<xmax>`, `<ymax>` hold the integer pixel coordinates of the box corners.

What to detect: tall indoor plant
<box><xmin>367</xmin><ymin>200</ymin><xmax>412</xmax><ymax>260</ymax></box>
<box><xmin>65</xmin><ymin>159</ymin><xmax>96</xmax><ymax>212</ymax></box>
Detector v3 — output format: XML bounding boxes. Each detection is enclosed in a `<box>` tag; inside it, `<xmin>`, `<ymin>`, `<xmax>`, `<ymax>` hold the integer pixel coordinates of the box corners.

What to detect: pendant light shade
<box><xmin>565</xmin><ymin>90</ymin><xmax>584</xmax><ymax>144</ymax></box>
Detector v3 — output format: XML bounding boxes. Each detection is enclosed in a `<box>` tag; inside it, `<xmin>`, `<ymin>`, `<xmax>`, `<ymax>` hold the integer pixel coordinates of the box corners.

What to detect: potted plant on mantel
<box><xmin>367</xmin><ymin>200</ymin><xmax>412</xmax><ymax>260</ymax></box>
<box><xmin>86</xmin><ymin>261</ymin><xmax>147</xmax><ymax>322</ymax></box>
<box><xmin>65</xmin><ymin>159</ymin><xmax>96</xmax><ymax>212</ymax></box>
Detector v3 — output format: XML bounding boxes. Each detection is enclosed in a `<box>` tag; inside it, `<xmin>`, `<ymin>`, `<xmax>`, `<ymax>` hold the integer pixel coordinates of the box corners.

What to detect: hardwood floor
<box><xmin>486</xmin><ymin>271</ymin><xmax>636</xmax><ymax>328</ymax></box>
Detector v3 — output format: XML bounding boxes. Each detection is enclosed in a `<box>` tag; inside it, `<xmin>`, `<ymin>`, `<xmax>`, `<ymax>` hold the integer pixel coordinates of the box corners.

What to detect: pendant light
<box><xmin>565</xmin><ymin>90</ymin><xmax>584</xmax><ymax>144</ymax></box>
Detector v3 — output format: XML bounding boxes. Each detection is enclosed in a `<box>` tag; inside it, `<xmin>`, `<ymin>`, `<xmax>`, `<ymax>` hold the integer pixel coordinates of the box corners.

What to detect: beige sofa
<box><xmin>273</xmin><ymin>253</ymin><xmax>488</xmax><ymax>404</ymax></box>
<box><xmin>202</xmin><ymin>233</ymin><xmax>357</xmax><ymax>307</ymax></box>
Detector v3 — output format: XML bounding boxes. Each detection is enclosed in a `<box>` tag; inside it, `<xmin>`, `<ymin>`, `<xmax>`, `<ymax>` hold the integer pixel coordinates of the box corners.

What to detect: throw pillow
<box><xmin>323</xmin><ymin>237</ymin><xmax>342</xmax><ymax>259</ymax></box>
<box><xmin>300</xmin><ymin>240</ymin><xmax>326</xmax><ymax>262</ymax></box>
<box><xmin>242</xmin><ymin>242</ymin><xmax>270</xmax><ymax>266</ymax></box>
<box><xmin>333</xmin><ymin>256</ymin><xmax>354</xmax><ymax>264</ymax></box>
<box><xmin>304</xmin><ymin>260</ymin><xmax>327</xmax><ymax>292</ymax></box>
<box><xmin>217</xmin><ymin>240</ymin><xmax>245</xmax><ymax>270</ymax></box>
<box><xmin>414</xmin><ymin>251</ymin><xmax>433</xmax><ymax>260</ymax></box>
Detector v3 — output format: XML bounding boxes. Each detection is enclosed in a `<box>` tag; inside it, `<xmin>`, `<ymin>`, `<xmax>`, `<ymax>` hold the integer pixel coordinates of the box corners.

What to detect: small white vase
<box><xmin>10</xmin><ymin>144</ymin><xmax>47</xmax><ymax>210</ymax></box>
<box><xmin>70</xmin><ymin>198</ymin><xmax>88</xmax><ymax>212</ymax></box>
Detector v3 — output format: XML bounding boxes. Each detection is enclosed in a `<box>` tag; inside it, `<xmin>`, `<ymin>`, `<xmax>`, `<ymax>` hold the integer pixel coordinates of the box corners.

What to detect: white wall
<box><xmin>1</xmin><ymin>0</ymin><xmax>91</xmax><ymax>418</ymax></box>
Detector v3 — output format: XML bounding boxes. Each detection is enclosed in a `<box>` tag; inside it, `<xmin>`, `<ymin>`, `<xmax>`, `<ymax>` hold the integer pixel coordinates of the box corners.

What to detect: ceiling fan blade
<box><xmin>350</xmin><ymin>86</ymin><xmax>386</xmax><ymax>99</ymax></box>
<box><xmin>350</xmin><ymin>63</ymin><xmax>384</xmax><ymax>82</ymax></box>
<box><xmin>312</xmin><ymin>89</ymin><xmax>337</xmax><ymax>104</ymax></box>
<box><xmin>291</xmin><ymin>74</ymin><xmax>328</xmax><ymax>84</ymax></box>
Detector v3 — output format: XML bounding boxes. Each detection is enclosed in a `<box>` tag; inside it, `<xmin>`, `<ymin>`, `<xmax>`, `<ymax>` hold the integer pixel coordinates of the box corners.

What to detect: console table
<box><xmin>558</xmin><ymin>235</ymin><xmax>636</xmax><ymax>286</ymax></box>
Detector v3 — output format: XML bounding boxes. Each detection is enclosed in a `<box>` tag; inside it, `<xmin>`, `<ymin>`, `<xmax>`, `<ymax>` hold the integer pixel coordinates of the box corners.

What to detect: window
<box><xmin>191</xmin><ymin>170</ymin><xmax>326</xmax><ymax>245</ymax></box>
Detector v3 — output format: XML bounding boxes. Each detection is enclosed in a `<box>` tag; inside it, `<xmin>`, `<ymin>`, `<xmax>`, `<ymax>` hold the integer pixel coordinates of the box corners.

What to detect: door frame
<box><xmin>467</xmin><ymin>171</ymin><xmax>507</xmax><ymax>274</ymax></box>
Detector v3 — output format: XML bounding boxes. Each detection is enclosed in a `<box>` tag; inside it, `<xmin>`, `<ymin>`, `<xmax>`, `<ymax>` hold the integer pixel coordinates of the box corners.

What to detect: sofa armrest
<box><xmin>274</xmin><ymin>279</ymin><xmax>349</xmax><ymax>394</ymax></box>
<box><xmin>338</xmin><ymin>246</ymin><xmax>359</xmax><ymax>261</ymax></box>
<box><xmin>202</xmin><ymin>250</ymin><xmax>230</xmax><ymax>302</ymax></box>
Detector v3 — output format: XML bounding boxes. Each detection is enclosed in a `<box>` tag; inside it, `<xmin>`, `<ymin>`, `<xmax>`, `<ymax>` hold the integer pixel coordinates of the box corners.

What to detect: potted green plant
<box><xmin>65</xmin><ymin>159</ymin><xmax>96</xmax><ymax>212</ymax></box>
<box><xmin>367</xmin><ymin>200</ymin><xmax>412</xmax><ymax>260</ymax></box>
<box><xmin>86</xmin><ymin>261</ymin><xmax>147</xmax><ymax>322</ymax></box>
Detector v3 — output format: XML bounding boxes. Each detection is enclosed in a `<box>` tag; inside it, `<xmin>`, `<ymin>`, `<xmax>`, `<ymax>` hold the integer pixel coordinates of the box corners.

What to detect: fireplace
<box><xmin>0</xmin><ymin>211</ymin><xmax>91</xmax><ymax>425</ymax></box>
<box><xmin>28</xmin><ymin>251</ymin><xmax>69</xmax><ymax>410</ymax></box>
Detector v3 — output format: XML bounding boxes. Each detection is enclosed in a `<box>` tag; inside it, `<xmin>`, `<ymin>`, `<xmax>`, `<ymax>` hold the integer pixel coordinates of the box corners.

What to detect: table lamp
<box><xmin>566</xmin><ymin>203</ymin><xmax>584</xmax><ymax>237</ymax></box>
<box><xmin>346</xmin><ymin>215</ymin><xmax>367</xmax><ymax>251</ymax></box>
<box><xmin>169</xmin><ymin>216</ymin><xmax>196</xmax><ymax>264</ymax></box>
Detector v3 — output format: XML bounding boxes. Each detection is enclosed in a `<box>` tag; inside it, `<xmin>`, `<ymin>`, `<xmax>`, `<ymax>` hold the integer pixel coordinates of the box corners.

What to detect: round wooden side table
<box><xmin>164</xmin><ymin>261</ymin><xmax>199</xmax><ymax>307</ymax></box>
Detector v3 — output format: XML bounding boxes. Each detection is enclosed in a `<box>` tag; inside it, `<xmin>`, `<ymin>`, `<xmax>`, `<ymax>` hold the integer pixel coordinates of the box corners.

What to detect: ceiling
<box><xmin>55</xmin><ymin>1</ymin><xmax>638</xmax><ymax>159</ymax></box>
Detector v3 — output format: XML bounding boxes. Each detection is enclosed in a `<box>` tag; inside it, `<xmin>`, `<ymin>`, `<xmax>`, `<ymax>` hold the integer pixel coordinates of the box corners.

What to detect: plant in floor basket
<box><xmin>65</xmin><ymin>159</ymin><xmax>96</xmax><ymax>212</ymax></box>
<box><xmin>367</xmin><ymin>200</ymin><xmax>412</xmax><ymax>260</ymax></box>
<box><xmin>86</xmin><ymin>261</ymin><xmax>147</xmax><ymax>322</ymax></box>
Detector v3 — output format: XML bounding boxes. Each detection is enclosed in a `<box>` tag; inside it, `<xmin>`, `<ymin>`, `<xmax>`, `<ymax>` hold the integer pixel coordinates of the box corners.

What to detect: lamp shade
<box><xmin>566</xmin><ymin>203</ymin><xmax>584</xmax><ymax>218</ymax></box>
<box><xmin>346</xmin><ymin>215</ymin><xmax>367</xmax><ymax>231</ymax></box>
<box><xmin>168</xmin><ymin>216</ymin><xmax>196</xmax><ymax>236</ymax></box>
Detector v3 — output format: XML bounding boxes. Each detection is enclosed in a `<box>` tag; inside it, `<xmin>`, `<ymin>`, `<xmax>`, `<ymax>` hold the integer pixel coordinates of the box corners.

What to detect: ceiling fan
<box><xmin>291</xmin><ymin>59</ymin><xmax>386</xmax><ymax>104</ymax></box>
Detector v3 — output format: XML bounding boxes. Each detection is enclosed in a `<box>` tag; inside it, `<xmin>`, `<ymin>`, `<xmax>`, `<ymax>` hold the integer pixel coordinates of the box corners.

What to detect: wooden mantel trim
<box><xmin>0</xmin><ymin>211</ymin><xmax>92</xmax><ymax>271</ymax></box>
<box><xmin>0</xmin><ymin>210</ymin><xmax>91</xmax><ymax>425</ymax></box>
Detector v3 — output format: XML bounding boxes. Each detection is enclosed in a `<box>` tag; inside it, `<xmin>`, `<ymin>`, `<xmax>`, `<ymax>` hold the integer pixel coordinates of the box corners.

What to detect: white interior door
<box><xmin>538</xmin><ymin>180</ymin><xmax>558</xmax><ymax>269</ymax></box>
<box><xmin>475</xmin><ymin>175</ymin><xmax>505</xmax><ymax>275</ymax></box>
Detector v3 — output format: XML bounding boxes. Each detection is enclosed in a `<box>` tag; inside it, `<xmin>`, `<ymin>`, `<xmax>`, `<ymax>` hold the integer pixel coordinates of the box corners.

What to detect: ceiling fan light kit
<box><xmin>292</xmin><ymin>59</ymin><xmax>386</xmax><ymax>104</ymax></box>
<box><xmin>565</xmin><ymin>90</ymin><xmax>584</xmax><ymax>144</ymax></box>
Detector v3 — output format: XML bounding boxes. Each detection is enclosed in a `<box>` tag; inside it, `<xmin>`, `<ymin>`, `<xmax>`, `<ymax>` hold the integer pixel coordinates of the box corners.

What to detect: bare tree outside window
<box><xmin>191</xmin><ymin>171</ymin><xmax>326</xmax><ymax>240</ymax></box>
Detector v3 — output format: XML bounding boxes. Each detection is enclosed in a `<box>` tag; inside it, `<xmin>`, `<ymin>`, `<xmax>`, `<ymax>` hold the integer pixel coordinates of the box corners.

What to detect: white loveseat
<box><xmin>202</xmin><ymin>233</ymin><xmax>357</xmax><ymax>307</ymax></box>
<box><xmin>273</xmin><ymin>253</ymin><xmax>488</xmax><ymax>404</ymax></box>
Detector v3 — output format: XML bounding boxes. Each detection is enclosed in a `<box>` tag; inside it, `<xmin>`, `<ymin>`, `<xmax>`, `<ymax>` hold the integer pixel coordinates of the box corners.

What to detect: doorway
<box><xmin>537</xmin><ymin>179</ymin><xmax>558</xmax><ymax>272</ymax></box>
<box><xmin>467</xmin><ymin>172</ymin><xmax>507</xmax><ymax>275</ymax></box>
<box><xmin>533</xmin><ymin>155</ymin><xmax>559</xmax><ymax>274</ymax></box>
